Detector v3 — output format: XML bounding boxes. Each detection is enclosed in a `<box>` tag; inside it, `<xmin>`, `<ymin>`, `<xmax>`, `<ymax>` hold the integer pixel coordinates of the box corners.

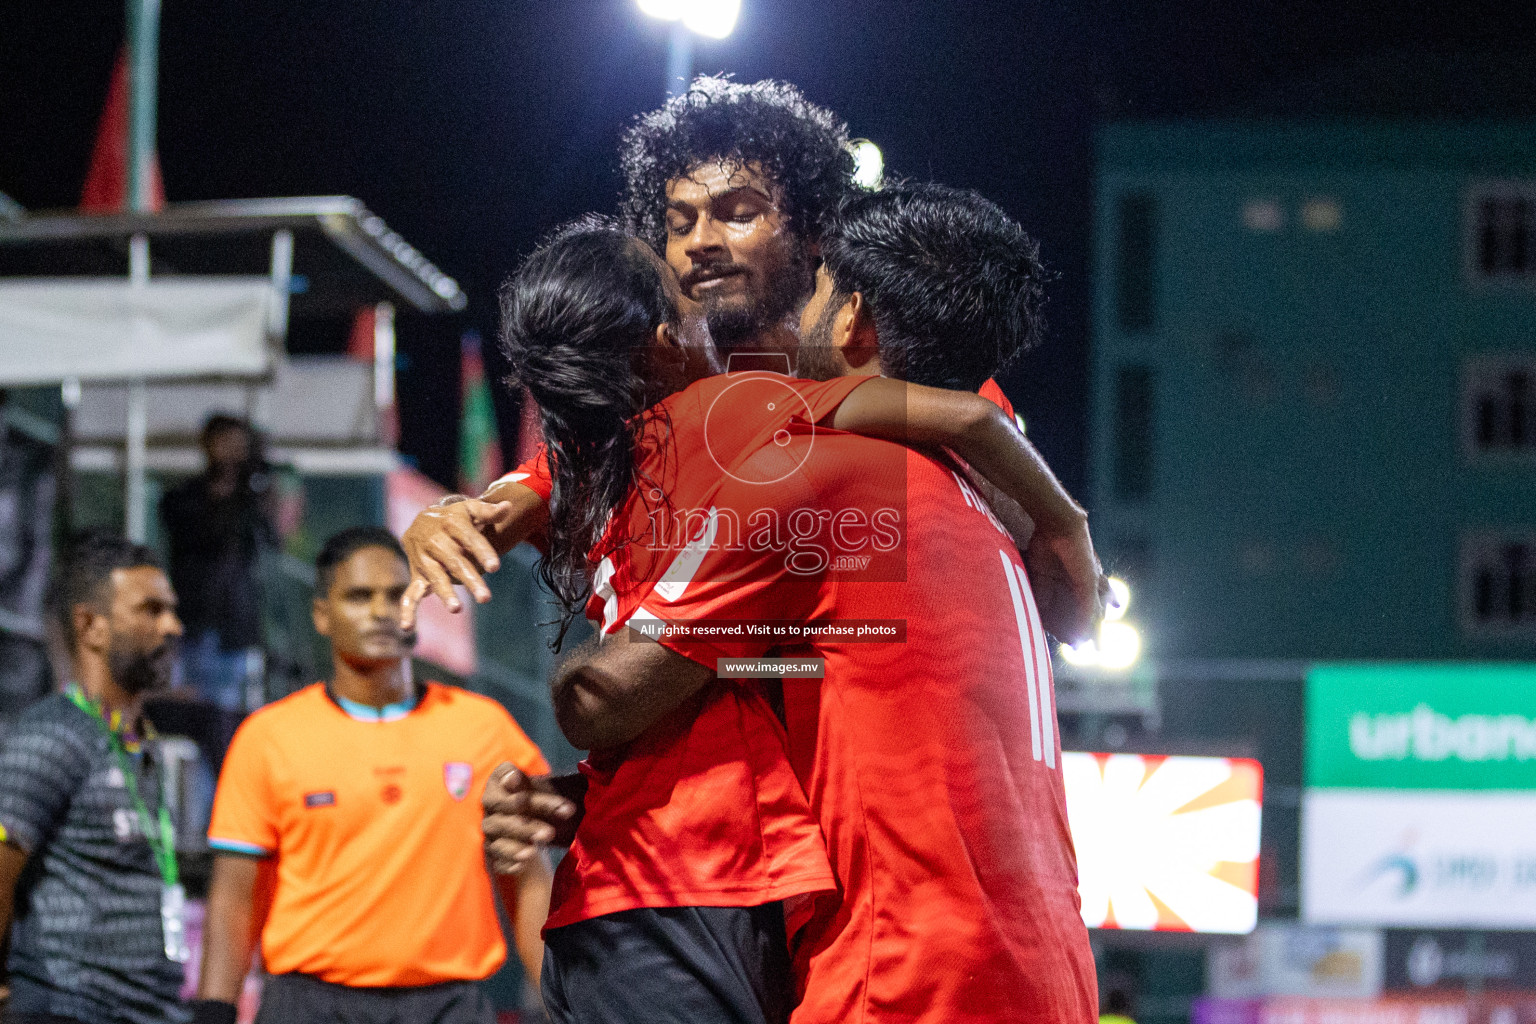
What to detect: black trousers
<box><xmin>542</xmin><ymin>904</ymin><xmax>792</xmax><ymax>1024</ymax></box>
<box><xmin>254</xmin><ymin>973</ymin><xmax>495</xmax><ymax>1024</ymax></box>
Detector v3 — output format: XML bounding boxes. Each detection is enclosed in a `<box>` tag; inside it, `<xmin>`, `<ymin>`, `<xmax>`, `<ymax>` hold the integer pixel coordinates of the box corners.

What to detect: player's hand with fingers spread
<box><xmin>1024</xmin><ymin>513</ymin><xmax>1108</xmax><ymax>647</ymax></box>
<box><xmin>482</xmin><ymin>763</ymin><xmax>582</xmax><ymax>876</ymax></box>
<box><xmin>399</xmin><ymin>496</ymin><xmax>517</xmax><ymax>630</ymax></box>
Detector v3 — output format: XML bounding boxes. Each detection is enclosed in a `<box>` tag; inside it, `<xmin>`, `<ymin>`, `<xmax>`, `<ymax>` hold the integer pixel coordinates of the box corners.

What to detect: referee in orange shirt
<box><xmin>190</xmin><ymin>527</ymin><xmax>552</xmax><ymax>1024</ymax></box>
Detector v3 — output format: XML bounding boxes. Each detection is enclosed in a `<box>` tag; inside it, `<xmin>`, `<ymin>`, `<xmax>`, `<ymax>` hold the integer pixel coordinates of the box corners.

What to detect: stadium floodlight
<box><xmin>637</xmin><ymin>0</ymin><xmax>686</xmax><ymax>18</ymax></box>
<box><xmin>639</xmin><ymin>0</ymin><xmax>741</xmax><ymax>96</ymax></box>
<box><xmin>637</xmin><ymin>0</ymin><xmax>742</xmax><ymax>38</ymax></box>
<box><xmin>1057</xmin><ymin>576</ymin><xmax>1142</xmax><ymax>671</ymax></box>
<box><xmin>1105</xmin><ymin>577</ymin><xmax>1130</xmax><ymax>620</ymax></box>
<box><xmin>1095</xmin><ymin>621</ymin><xmax>1142</xmax><ymax>670</ymax></box>
<box><xmin>850</xmin><ymin>139</ymin><xmax>884</xmax><ymax>190</ymax></box>
<box><xmin>682</xmin><ymin>0</ymin><xmax>740</xmax><ymax>38</ymax></box>
<box><xmin>1059</xmin><ymin>638</ymin><xmax>1101</xmax><ymax>668</ymax></box>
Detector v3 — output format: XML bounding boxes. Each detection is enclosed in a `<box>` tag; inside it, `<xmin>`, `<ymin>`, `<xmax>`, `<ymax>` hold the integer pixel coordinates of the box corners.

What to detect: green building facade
<box><xmin>1091</xmin><ymin>121</ymin><xmax>1536</xmax><ymax>662</ymax></box>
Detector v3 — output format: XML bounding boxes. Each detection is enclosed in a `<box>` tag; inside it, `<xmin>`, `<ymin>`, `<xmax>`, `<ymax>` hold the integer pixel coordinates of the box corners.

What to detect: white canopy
<box><xmin>0</xmin><ymin>277</ymin><xmax>274</xmax><ymax>385</ymax></box>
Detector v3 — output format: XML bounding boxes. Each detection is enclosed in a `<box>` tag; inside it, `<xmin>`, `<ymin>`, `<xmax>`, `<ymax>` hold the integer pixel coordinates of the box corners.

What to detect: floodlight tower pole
<box><xmin>126</xmin><ymin>0</ymin><xmax>160</xmax><ymax>214</ymax></box>
<box><xmin>666</xmin><ymin>21</ymin><xmax>693</xmax><ymax>97</ymax></box>
<box><xmin>123</xmin><ymin>0</ymin><xmax>160</xmax><ymax>542</ymax></box>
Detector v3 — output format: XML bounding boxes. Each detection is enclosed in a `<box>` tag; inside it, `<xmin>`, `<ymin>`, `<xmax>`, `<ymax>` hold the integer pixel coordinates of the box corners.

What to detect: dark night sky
<box><xmin>3</xmin><ymin>0</ymin><xmax>1534</xmax><ymax>493</ymax></box>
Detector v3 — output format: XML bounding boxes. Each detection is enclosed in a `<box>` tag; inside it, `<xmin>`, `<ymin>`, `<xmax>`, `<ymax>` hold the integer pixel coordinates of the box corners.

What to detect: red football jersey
<box><xmin>513</xmin><ymin>375</ymin><xmax>1009</xmax><ymax>502</ymax></box>
<box><xmin>622</xmin><ymin>431</ymin><xmax>1098</xmax><ymax>1024</ymax></box>
<box><xmin>541</xmin><ymin>371</ymin><xmax>870</xmax><ymax>932</ymax></box>
<box><xmin>497</xmin><ymin>447</ymin><xmax>553</xmax><ymax>502</ymax></box>
<box><xmin>978</xmin><ymin>375</ymin><xmax>1015</xmax><ymax>418</ymax></box>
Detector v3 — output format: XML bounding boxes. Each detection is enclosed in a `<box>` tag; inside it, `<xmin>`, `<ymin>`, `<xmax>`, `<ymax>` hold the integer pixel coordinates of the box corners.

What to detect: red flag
<box><xmin>81</xmin><ymin>50</ymin><xmax>165</xmax><ymax>213</ymax></box>
<box><xmin>346</xmin><ymin>306</ymin><xmax>376</xmax><ymax>361</ymax></box>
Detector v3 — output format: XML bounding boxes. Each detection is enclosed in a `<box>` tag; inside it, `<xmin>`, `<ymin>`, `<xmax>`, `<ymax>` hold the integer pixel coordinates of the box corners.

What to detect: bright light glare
<box><xmin>1057</xmin><ymin>576</ymin><xmax>1142</xmax><ymax>670</ymax></box>
<box><xmin>1096</xmin><ymin>621</ymin><xmax>1141</xmax><ymax>670</ymax></box>
<box><xmin>683</xmin><ymin>0</ymin><xmax>740</xmax><ymax>38</ymax></box>
<box><xmin>1060</xmin><ymin>639</ymin><xmax>1100</xmax><ymax>667</ymax></box>
<box><xmin>850</xmin><ymin>139</ymin><xmax>884</xmax><ymax>189</ymax></box>
<box><xmin>637</xmin><ymin>0</ymin><xmax>686</xmax><ymax>19</ymax></box>
<box><xmin>639</xmin><ymin>0</ymin><xmax>740</xmax><ymax>38</ymax></box>
<box><xmin>1105</xmin><ymin>576</ymin><xmax>1130</xmax><ymax>621</ymax></box>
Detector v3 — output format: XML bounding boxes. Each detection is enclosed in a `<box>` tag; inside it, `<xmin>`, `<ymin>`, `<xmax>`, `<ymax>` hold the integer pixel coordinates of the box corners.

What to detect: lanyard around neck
<box><xmin>65</xmin><ymin>685</ymin><xmax>178</xmax><ymax>886</ymax></box>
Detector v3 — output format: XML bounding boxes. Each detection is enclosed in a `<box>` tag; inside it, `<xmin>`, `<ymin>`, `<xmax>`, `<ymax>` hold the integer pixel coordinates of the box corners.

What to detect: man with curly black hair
<box><xmin>619</xmin><ymin>75</ymin><xmax>854</xmax><ymax>362</ymax></box>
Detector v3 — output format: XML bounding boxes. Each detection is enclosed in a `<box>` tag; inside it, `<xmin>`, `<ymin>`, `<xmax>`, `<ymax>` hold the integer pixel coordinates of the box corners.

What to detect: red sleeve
<box><xmin>978</xmin><ymin>377</ymin><xmax>1015</xmax><ymax>418</ymax></box>
<box><xmin>784</xmin><ymin>373</ymin><xmax>879</xmax><ymax>425</ymax></box>
<box><xmin>665</xmin><ymin>372</ymin><xmax>875</xmax><ymax>486</ymax></box>
<box><xmin>490</xmin><ymin>446</ymin><xmax>552</xmax><ymax>503</ymax></box>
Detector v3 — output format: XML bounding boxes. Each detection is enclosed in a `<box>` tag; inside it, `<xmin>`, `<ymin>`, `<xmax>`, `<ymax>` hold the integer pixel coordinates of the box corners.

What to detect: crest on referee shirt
<box><xmin>443</xmin><ymin>761</ymin><xmax>474</xmax><ymax>801</ymax></box>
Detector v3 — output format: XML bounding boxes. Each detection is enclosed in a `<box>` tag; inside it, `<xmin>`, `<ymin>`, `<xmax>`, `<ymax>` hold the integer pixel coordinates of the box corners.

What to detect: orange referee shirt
<box><xmin>208</xmin><ymin>681</ymin><xmax>549</xmax><ymax>988</ymax></box>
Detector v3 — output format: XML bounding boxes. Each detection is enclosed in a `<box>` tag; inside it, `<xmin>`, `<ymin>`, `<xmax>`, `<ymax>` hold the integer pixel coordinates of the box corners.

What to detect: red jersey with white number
<box><xmin>624</xmin><ymin>429</ymin><xmax>1097</xmax><ymax>1024</ymax></box>
<box><xmin>539</xmin><ymin>371</ymin><xmax>872</xmax><ymax>931</ymax></box>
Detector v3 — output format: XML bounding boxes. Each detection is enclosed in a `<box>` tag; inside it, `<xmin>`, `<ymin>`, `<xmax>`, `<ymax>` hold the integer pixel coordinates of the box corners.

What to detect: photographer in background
<box><xmin>159</xmin><ymin>415</ymin><xmax>274</xmax><ymax>719</ymax></box>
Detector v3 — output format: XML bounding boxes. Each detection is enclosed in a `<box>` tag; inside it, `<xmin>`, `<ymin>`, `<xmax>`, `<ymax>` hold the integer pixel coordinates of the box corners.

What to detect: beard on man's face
<box><xmin>108</xmin><ymin>636</ymin><xmax>178</xmax><ymax>696</ymax></box>
<box><xmin>700</xmin><ymin>236</ymin><xmax>815</xmax><ymax>351</ymax></box>
<box><xmin>794</xmin><ymin>299</ymin><xmax>842</xmax><ymax>382</ymax></box>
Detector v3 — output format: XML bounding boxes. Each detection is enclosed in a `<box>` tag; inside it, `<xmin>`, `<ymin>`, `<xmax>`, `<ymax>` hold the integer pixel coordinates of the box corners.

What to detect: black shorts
<box><xmin>254</xmin><ymin>972</ymin><xmax>495</xmax><ymax>1024</ymax></box>
<box><xmin>542</xmin><ymin>904</ymin><xmax>792</xmax><ymax>1024</ymax></box>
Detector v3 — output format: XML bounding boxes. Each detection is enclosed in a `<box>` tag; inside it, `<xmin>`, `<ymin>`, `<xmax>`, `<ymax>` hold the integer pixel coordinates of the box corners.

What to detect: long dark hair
<box><xmin>498</xmin><ymin>220</ymin><xmax>674</xmax><ymax>645</ymax></box>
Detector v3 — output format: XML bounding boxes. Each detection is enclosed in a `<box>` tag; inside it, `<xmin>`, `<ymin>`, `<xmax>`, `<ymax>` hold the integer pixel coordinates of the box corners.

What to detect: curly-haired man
<box><xmin>452</xmin><ymin>80</ymin><xmax>1102</xmax><ymax>1024</ymax></box>
<box><xmin>620</xmin><ymin>75</ymin><xmax>853</xmax><ymax>364</ymax></box>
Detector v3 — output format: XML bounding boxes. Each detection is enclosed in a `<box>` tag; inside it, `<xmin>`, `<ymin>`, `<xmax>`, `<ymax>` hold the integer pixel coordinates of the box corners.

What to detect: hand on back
<box><xmin>398</xmin><ymin>499</ymin><xmax>516</xmax><ymax>629</ymax></box>
<box><xmin>481</xmin><ymin>764</ymin><xmax>580</xmax><ymax>875</ymax></box>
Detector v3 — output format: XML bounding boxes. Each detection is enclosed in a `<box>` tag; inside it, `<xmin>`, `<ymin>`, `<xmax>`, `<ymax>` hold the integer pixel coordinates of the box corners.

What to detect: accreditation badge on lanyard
<box><xmin>160</xmin><ymin>879</ymin><xmax>191</xmax><ymax>963</ymax></box>
<box><xmin>67</xmin><ymin>685</ymin><xmax>192</xmax><ymax>963</ymax></box>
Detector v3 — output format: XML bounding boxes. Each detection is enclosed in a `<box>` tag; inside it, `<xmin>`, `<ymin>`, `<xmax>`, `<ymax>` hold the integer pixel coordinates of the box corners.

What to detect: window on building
<box><xmin>1301</xmin><ymin>197</ymin><xmax>1342</xmax><ymax>233</ymax></box>
<box><xmin>1464</xmin><ymin>357</ymin><xmax>1536</xmax><ymax>454</ymax></box>
<box><xmin>1242</xmin><ymin>198</ymin><xmax>1284</xmax><ymax>232</ymax></box>
<box><xmin>1113</xmin><ymin>364</ymin><xmax>1154</xmax><ymax>500</ymax></box>
<box><xmin>1462</xmin><ymin>534</ymin><xmax>1536</xmax><ymax>637</ymax></box>
<box><xmin>1470</xmin><ymin>184</ymin><xmax>1536</xmax><ymax>283</ymax></box>
<box><xmin>1115</xmin><ymin>193</ymin><xmax>1156</xmax><ymax>333</ymax></box>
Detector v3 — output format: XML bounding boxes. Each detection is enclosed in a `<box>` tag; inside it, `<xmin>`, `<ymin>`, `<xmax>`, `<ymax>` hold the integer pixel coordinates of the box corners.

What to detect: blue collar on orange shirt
<box><xmin>326</xmin><ymin>684</ymin><xmax>421</xmax><ymax>722</ymax></box>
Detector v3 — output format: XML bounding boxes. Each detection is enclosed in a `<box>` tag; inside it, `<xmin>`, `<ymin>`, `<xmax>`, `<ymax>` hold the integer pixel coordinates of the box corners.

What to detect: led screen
<box><xmin>1063</xmin><ymin>752</ymin><xmax>1263</xmax><ymax>934</ymax></box>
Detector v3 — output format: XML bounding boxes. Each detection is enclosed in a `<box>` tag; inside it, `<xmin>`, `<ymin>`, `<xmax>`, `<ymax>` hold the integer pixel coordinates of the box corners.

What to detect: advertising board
<box><xmin>1303</xmin><ymin>664</ymin><xmax>1536</xmax><ymax>929</ymax></box>
<box><xmin>1063</xmin><ymin>751</ymin><xmax>1262</xmax><ymax>934</ymax></box>
<box><xmin>1208</xmin><ymin>923</ymin><xmax>1384</xmax><ymax>999</ymax></box>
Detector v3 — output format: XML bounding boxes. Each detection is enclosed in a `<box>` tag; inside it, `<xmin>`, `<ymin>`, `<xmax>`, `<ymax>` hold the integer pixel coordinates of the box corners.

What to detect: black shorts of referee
<box><xmin>542</xmin><ymin>903</ymin><xmax>793</xmax><ymax>1024</ymax></box>
<box><xmin>248</xmin><ymin>973</ymin><xmax>496</xmax><ymax>1024</ymax></box>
